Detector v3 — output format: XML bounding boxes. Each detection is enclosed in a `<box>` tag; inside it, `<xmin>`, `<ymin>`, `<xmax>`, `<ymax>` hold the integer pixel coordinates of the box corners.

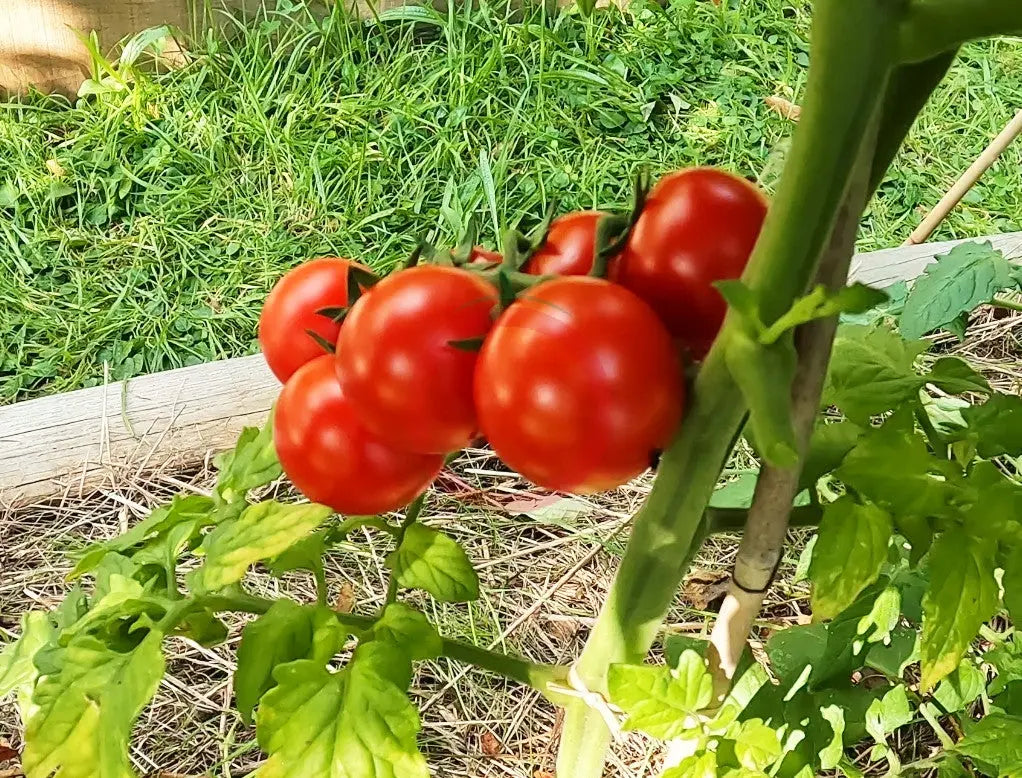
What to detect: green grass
<box><xmin>0</xmin><ymin>0</ymin><xmax>1019</xmax><ymax>402</ymax></box>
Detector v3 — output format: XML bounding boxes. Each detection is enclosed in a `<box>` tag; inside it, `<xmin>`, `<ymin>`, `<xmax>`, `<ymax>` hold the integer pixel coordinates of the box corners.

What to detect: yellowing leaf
<box><xmin>607</xmin><ymin>650</ymin><xmax>713</xmax><ymax>740</ymax></box>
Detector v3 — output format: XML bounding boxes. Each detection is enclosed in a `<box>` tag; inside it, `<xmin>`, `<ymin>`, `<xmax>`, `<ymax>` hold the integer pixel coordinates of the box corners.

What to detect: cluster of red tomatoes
<box><xmin>259</xmin><ymin>168</ymin><xmax>767</xmax><ymax>515</ymax></box>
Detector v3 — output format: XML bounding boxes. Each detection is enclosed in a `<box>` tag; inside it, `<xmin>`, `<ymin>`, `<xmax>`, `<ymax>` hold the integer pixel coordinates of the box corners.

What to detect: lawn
<box><xmin>0</xmin><ymin>0</ymin><xmax>1020</xmax><ymax>403</ymax></box>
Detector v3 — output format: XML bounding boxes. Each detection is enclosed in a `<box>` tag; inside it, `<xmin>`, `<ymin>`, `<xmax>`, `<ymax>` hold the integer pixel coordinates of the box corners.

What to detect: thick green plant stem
<box><xmin>899</xmin><ymin>0</ymin><xmax>1022</xmax><ymax>63</ymax></box>
<box><xmin>555</xmin><ymin>3</ymin><xmax>903</xmax><ymax>774</ymax></box>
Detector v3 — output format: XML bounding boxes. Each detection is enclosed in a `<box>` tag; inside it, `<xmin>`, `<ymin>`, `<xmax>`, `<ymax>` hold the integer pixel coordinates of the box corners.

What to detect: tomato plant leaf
<box><xmin>22</xmin><ymin>629</ymin><xmax>165</xmax><ymax>778</ymax></box>
<box><xmin>823</xmin><ymin>324</ymin><xmax>929</xmax><ymax>423</ymax></box>
<box><xmin>899</xmin><ymin>242</ymin><xmax>1015</xmax><ymax>339</ymax></box>
<box><xmin>254</xmin><ymin>642</ymin><xmax>428</xmax><ymax>778</ymax></box>
<box><xmin>765</xmin><ymin>623</ymin><xmax>827</xmax><ymax>689</ymax></box>
<box><xmin>864</xmin><ymin>626</ymin><xmax>918</xmax><ymax>678</ymax></box>
<box><xmin>607</xmin><ymin>650</ymin><xmax>713</xmax><ymax>739</ymax></box>
<box><xmin>726</xmin><ymin>331</ymin><xmax>799</xmax><ymax>468</ymax></box>
<box><xmin>956</xmin><ymin>713</ymin><xmax>1022</xmax><ymax>776</ymax></box>
<box><xmin>933</xmin><ymin>659</ymin><xmax>985</xmax><ymax>713</ymax></box>
<box><xmin>855</xmin><ymin>585</ymin><xmax>900</xmax><ymax>645</ymax></box>
<box><xmin>235</xmin><ymin>600</ymin><xmax>343</xmax><ymax>725</ymax></box>
<box><xmin>1003</xmin><ymin>546</ymin><xmax>1022</xmax><ymax>628</ymax></box>
<box><xmin>809</xmin><ymin>497</ymin><xmax>892</xmax><ymax>620</ymax></box>
<box><xmin>926</xmin><ymin>357</ymin><xmax>991</xmax><ymax>395</ymax></box>
<box><xmin>865</xmin><ymin>684</ymin><xmax>912</xmax><ymax>742</ymax></box>
<box><xmin>818</xmin><ymin>705</ymin><xmax>845</xmax><ymax>770</ymax></box>
<box><xmin>960</xmin><ymin>393</ymin><xmax>1022</xmax><ymax>458</ymax></box>
<box><xmin>759</xmin><ymin>283</ymin><xmax>888</xmax><ymax>345</ymax></box>
<box><xmin>189</xmin><ymin>501</ymin><xmax>332</xmax><ymax>593</ymax></box>
<box><xmin>837</xmin><ymin>425</ymin><xmax>956</xmax><ymax>519</ymax></box>
<box><xmin>734</xmin><ymin>719</ymin><xmax>783</xmax><ymax>771</ymax></box>
<box><xmin>921</xmin><ymin>529</ymin><xmax>999</xmax><ymax>689</ymax></box>
<box><xmin>799</xmin><ymin>421</ymin><xmax>861</xmax><ymax>493</ymax></box>
<box><xmin>386</xmin><ymin>524</ymin><xmax>479</xmax><ymax>602</ymax></box>
<box><xmin>661</xmin><ymin>752</ymin><xmax>718</xmax><ymax>778</ymax></box>
<box><xmin>266</xmin><ymin>529</ymin><xmax>327</xmax><ymax>578</ymax></box>
<box><xmin>370</xmin><ymin>603</ymin><xmax>442</xmax><ymax>661</ymax></box>
<box><xmin>0</xmin><ymin>612</ymin><xmax>54</xmax><ymax>717</ymax></box>
<box><xmin>214</xmin><ymin>423</ymin><xmax>282</xmax><ymax>503</ymax></box>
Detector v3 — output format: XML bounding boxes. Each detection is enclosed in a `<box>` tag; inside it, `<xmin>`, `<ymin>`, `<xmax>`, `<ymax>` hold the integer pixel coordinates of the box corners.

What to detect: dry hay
<box><xmin>2</xmin><ymin>307</ymin><xmax>1019</xmax><ymax>777</ymax></box>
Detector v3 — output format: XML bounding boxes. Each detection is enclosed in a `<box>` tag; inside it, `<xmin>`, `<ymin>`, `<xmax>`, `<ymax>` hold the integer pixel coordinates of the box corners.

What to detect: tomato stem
<box><xmin>556</xmin><ymin>2</ymin><xmax>903</xmax><ymax>773</ymax></box>
<box><xmin>898</xmin><ymin>0</ymin><xmax>1022</xmax><ymax>63</ymax></box>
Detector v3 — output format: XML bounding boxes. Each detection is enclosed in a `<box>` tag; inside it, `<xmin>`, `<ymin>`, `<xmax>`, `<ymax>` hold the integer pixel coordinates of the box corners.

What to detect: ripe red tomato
<box><xmin>467</xmin><ymin>246</ymin><xmax>502</xmax><ymax>265</ymax></box>
<box><xmin>259</xmin><ymin>257</ymin><xmax>370</xmax><ymax>383</ymax></box>
<box><xmin>474</xmin><ymin>277</ymin><xmax>683</xmax><ymax>493</ymax></box>
<box><xmin>522</xmin><ymin>211</ymin><xmax>604</xmax><ymax>276</ymax></box>
<box><xmin>274</xmin><ymin>355</ymin><xmax>443</xmax><ymax>514</ymax></box>
<box><xmin>610</xmin><ymin>168</ymin><xmax>767</xmax><ymax>358</ymax></box>
<box><xmin>336</xmin><ymin>265</ymin><xmax>497</xmax><ymax>454</ymax></box>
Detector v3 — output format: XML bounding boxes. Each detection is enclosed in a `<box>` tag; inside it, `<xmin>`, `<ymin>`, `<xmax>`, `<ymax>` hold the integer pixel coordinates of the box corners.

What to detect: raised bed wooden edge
<box><xmin>2</xmin><ymin>231</ymin><xmax>1021</xmax><ymax>507</ymax></box>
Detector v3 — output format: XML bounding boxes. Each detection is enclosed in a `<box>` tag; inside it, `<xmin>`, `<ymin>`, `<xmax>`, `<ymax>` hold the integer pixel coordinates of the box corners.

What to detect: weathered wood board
<box><xmin>2</xmin><ymin>231</ymin><xmax>1021</xmax><ymax>506</ymax></box>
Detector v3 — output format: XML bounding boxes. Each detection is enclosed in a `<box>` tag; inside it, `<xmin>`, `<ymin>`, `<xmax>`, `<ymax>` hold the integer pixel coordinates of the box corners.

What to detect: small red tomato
<box><xmin>522</xmin><ymin>211</ymin><xmax>604</xmax><ymax>276</ymax></box>
<box><xmin>474</xmin><ymin>277</ymin><xmax>683</xmax><ymax>493</ymax></box>
<box><xmin>611</xmin><ymin>168</ymin><xmax>767</xmax><ymax>358</ymax></box>
<box><xmin>274</xmin><ymin>355</ymin><xmax>443</xmax><ymax>515</ymax></box>
<box><xmin>336</xmin><ymin>265</ymin><xmax>497</xmax><ymax>454</ymax></box>
<box><xmin>467</xmin><ymin>246</ymin><xmax>502</xmax><ymax>265</ymax></box>
<box><xmin>259</xmin><ymin>257</ymin><xmax>371</xmax><ymax>383</ymax></box>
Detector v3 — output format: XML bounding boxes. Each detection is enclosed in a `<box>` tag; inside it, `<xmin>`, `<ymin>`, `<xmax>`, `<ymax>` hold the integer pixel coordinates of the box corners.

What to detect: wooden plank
<box><xmin>3</xmin><ymin>231</ymin><xmax>1022</xmax><ymax>506</ymax></box>
<box><xmin>0</xmin><ymin>354</ymin><xmax>279</xmax><ymax>506</ymax></box>
<box><xmin>848</xmin><ymin>231</ymin><xmax>1022</xmax><ymax>287</ymax></box>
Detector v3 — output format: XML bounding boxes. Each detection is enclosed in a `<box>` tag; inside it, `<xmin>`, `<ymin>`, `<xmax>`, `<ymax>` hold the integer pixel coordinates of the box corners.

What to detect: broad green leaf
<box><xmin>961</xmin><ymin>393</ymin><xmax>1022</xmax><ymax>458</ymax></box>
<box><xmin>799</xmin><ymin>421</ymin><xmax>861</xmax><ymax>493</ymax></box>
<box><xmin>254</xmin><ymin>642</ymin><xmax>428</xmax><ymax>778</ymax></box>
<box><xmin>386</xmin><ymin>524</ymin><xmax>479</xmax><ymax>602</ymax></box>
<box><xmin>175</xmin><ymin>610</ymin><xmax>228</xmax><ymax>648</ymax></box>
<box><xmin>842</xmin><ymin>280</ymin><xmax>909</xmax><ymax>325</ymax></box>
<box><xmin>838</xmin><ymin>425</ymin><xmax>956</xmax><ymax>519</ymax></box>
<box><xmin>235</xmin><ymin>600</ymin><xmax>343</xmax><ymax>725</ymax></box>
<box><xmin>926</xmin><ymin>357</ymin><xmax>990</xmax><ymax>395</ymax></box>
<box><xmin>759</xmin><ymin>283</ymin><xmax>888</xmax><ymax>345</ymax></box>
<box><xmin>71</xmin><ymin>494</ymin><xmax>216</xmax><ymax>578</ymax></box>
<box><xmin>23</xmin><ymin>630</ymin><xmax>165</xmax><ymax>778</ymax></box>
<box><xmin>856</xmin><ymin>586</ymin><xmax>901</xmax><ymax>645</ymax></box>
<box><xmin>664</xmin><ymin>634</ymin><xmax>710</xmax><ymax>667</ymax></box>
<box><xmin>267</xmin><ymin>530</ymin><xmax>327</xmax><ymax>578</ymax></box>
<box><xmin>189</xmin><ymin>501</ymin><xmax>331</xmax><ymax>593</ymax></box>
<box><xmin>608</xmin><ymin>650</ymin><xmax>713</xmax><ymax>739</ymax></box>
<box><xmin>370</xmin><ymin>603</ymin><xmax>441</xmax><ymax>661</ymax></box>
<box><xmin>765</xmin><ymin>623</ymin><xmax>827</xmax><ymax>689</ymax></box>
<box><xmin>823</xmin><ymin>324</ymin><xmax>928</xmax><ymax>423</ymax></box>
<box><xmin>921</xmin><ymin>529</ymin><xmax>999</xmax><ymax>689</ymax></box>
<box><xmin>865</xmin><ymin>684</ymin><xmax>912</xmax><ymax>742</ymax></box>
<box><xmin>819</xmin><ymin>705</ymin><xmax>845</xmax><ymax>770</ymax></box>
<box><xmin>937</xmin><ymin>755</ymin><xmax>969</xmax><ymax>778</ymax></box>
<box><xmin>899</xmin><ymin>242</ymin><xmax>1015</xmax><ymax>339</ymax></box>
<box><xmin>810</xmin><ymin>497</ymin><xmax>892</xmax><ymax>620</ymax></box>
<box><xmin>864</xmin><ymin>627</ymin><xmax>918</xmax><ymax>678</ymax></box>
<box><xmin>710</xmin><ymin>472</ymin><xmax>759</xmax><ymax>509</ymax></box>
<box><xmin>661</xmin><ymin>752</ymin><xmax>717</xmax><ymax>778</ymax></box>
<box><xmin>933</xmin><ymin>659</ymin><xmax>985</xmax><ymax>713</ymax></box>
<box><xmin>216</xmin><ymin>423</ymin><xmax>282</xmax><ymax>502</ymax></box>
<box><xmin>812</xmin><ymin>585</ymin><xmax>889</xmax><ymax>688</ymax></box>
<box><xmin>726</xmin><ymin>330</ymin><xmax>798</xmax><ymax>467</ymax></box>
<box><xmin>985</xmin><ymin>639</ymin><xmax>1022</xmax><ymax>696</ymax></box>
<box><xmin>956</xmin><ymin>713</ymin><xmax>1022</xmax><ymax>776</ymax></box>
<box><xmin>733</xmin><ymin>719</ymin><xmax>782</xmax><ymax>771</ymax></box>
<box><xmin>0</xmin><ymin>612</ymin><xmax>54</xmax><ymax>716</ymax></box>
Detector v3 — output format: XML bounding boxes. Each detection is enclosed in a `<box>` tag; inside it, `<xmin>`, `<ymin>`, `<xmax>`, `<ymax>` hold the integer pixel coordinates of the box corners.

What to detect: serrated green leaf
<box><xmin>254</xmin><ymin>641</ymin><xmax>428</xmax><ymax>778</ymax></box>
<box><xmin>937</xmin><ymin>755</ymin><xmax>969</xmax><ymax>778</ymax></box>
<box><xmin>760</xmin><ymin>283</ymin><xmax>888</xmax><ymax>345</ymax></box>
<box><xmin>927</xmin><ymin>357</ymin><xmax>990</xmax><ymax>395</ymax></box>
<box><xmin>838</xmin><ymin>425</ymin><xmax>956</xmax><ymax>518</ymax></box>
<box><xmin>661</xmin><ymin>751</ymin><xmax>718</xmax><ymax>778</ymax></box>
<box><xmin>0</xmin><ymin>612</ymin><xmax>54</xmax><ymax>717</ymax></box>
<box><xmin>799</xmin><ymin>421</ymin><xmax>861</xmax><ymax>493</ymax></box>
<box><xmin>175</xmin><ymin>610</ymin><xmax>228</xmax><ymax>648</ymax></box>
<box><xmin>370</xmin><ymin>603</ymin><xmax>441</xmax><ymax>661</ymax></box>
<box><xmin>921</xmin><ymin>529</ymin><xmax>999</xmax><ymax>689</ymax></box>
<box><xmin>386</xmin><ymin>524</ymin><xmax>479</xmax><ymax>602</ymax></box>
<box><xmin>810</xmin><ymin>497</ymin><xmax>892</xmax><ymax>620</ymax></box>
<box><xmin>726</xmin><ymin>330</ymin><xmax>798</xmax><ymax>468</ymax></box>
<box><xmin>819</xmin><ymin>705</ymin><xmax>845</xmax><ymax>770</ymax></box>
<box><xmin>900</xmin><ymin>242</ymin><xmax>1015</xmax><ymax>339</ymax></box>
<box><xmin>23</xmin><ymin>629</ymin><xmax>165</xmax><ymax>778</ymax></box>
<box><xmin>267</xmin><ymin>529</ymin><xmax>326</xmax><ymax>578</ymax></box>
<box><xmin>933</xmin><ymin>659</ymin><xmax>985</xmax><ymax>713</ymax></box>
<box><xmin>960</xmin><ymin>393</ymin><xmax>1022</xmax><ymax>458</ymax></box>
<box><xmin>865</xmin><ymin>684</ymin><xmax>912</xmax><ymax>742</ymax></box>
<box><xmin>216</xmin><ymin>423</ymin><xmax>282</xmax><ymax>502</ymax></box>
<box><xmin>734</xmin><ymin>719</ymin><xmax>783</xmax><ymax>770</ymax></box>
<box><xmin>189</xmin><ymin>501</ymin><xmax>332</xmax><ymax>593</ymax></box>
<box><xmin>956</xmin><ymin>713</ymin><xmax>1022</xmax><ymax>776</ymax></box>
<box><xmin>608</xmin><ymin>651</ymin><xmax>713</xmax><ymax>739</ymax></box>
<box><xmin>235</xmin><ymin>600</ymin><xmax>342</xmax><ymax>725</ymax></box>
<box><xmin>824</xmin><ymin>324</ymin><xmax>928</xmax><ymax>423</ymax></box>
